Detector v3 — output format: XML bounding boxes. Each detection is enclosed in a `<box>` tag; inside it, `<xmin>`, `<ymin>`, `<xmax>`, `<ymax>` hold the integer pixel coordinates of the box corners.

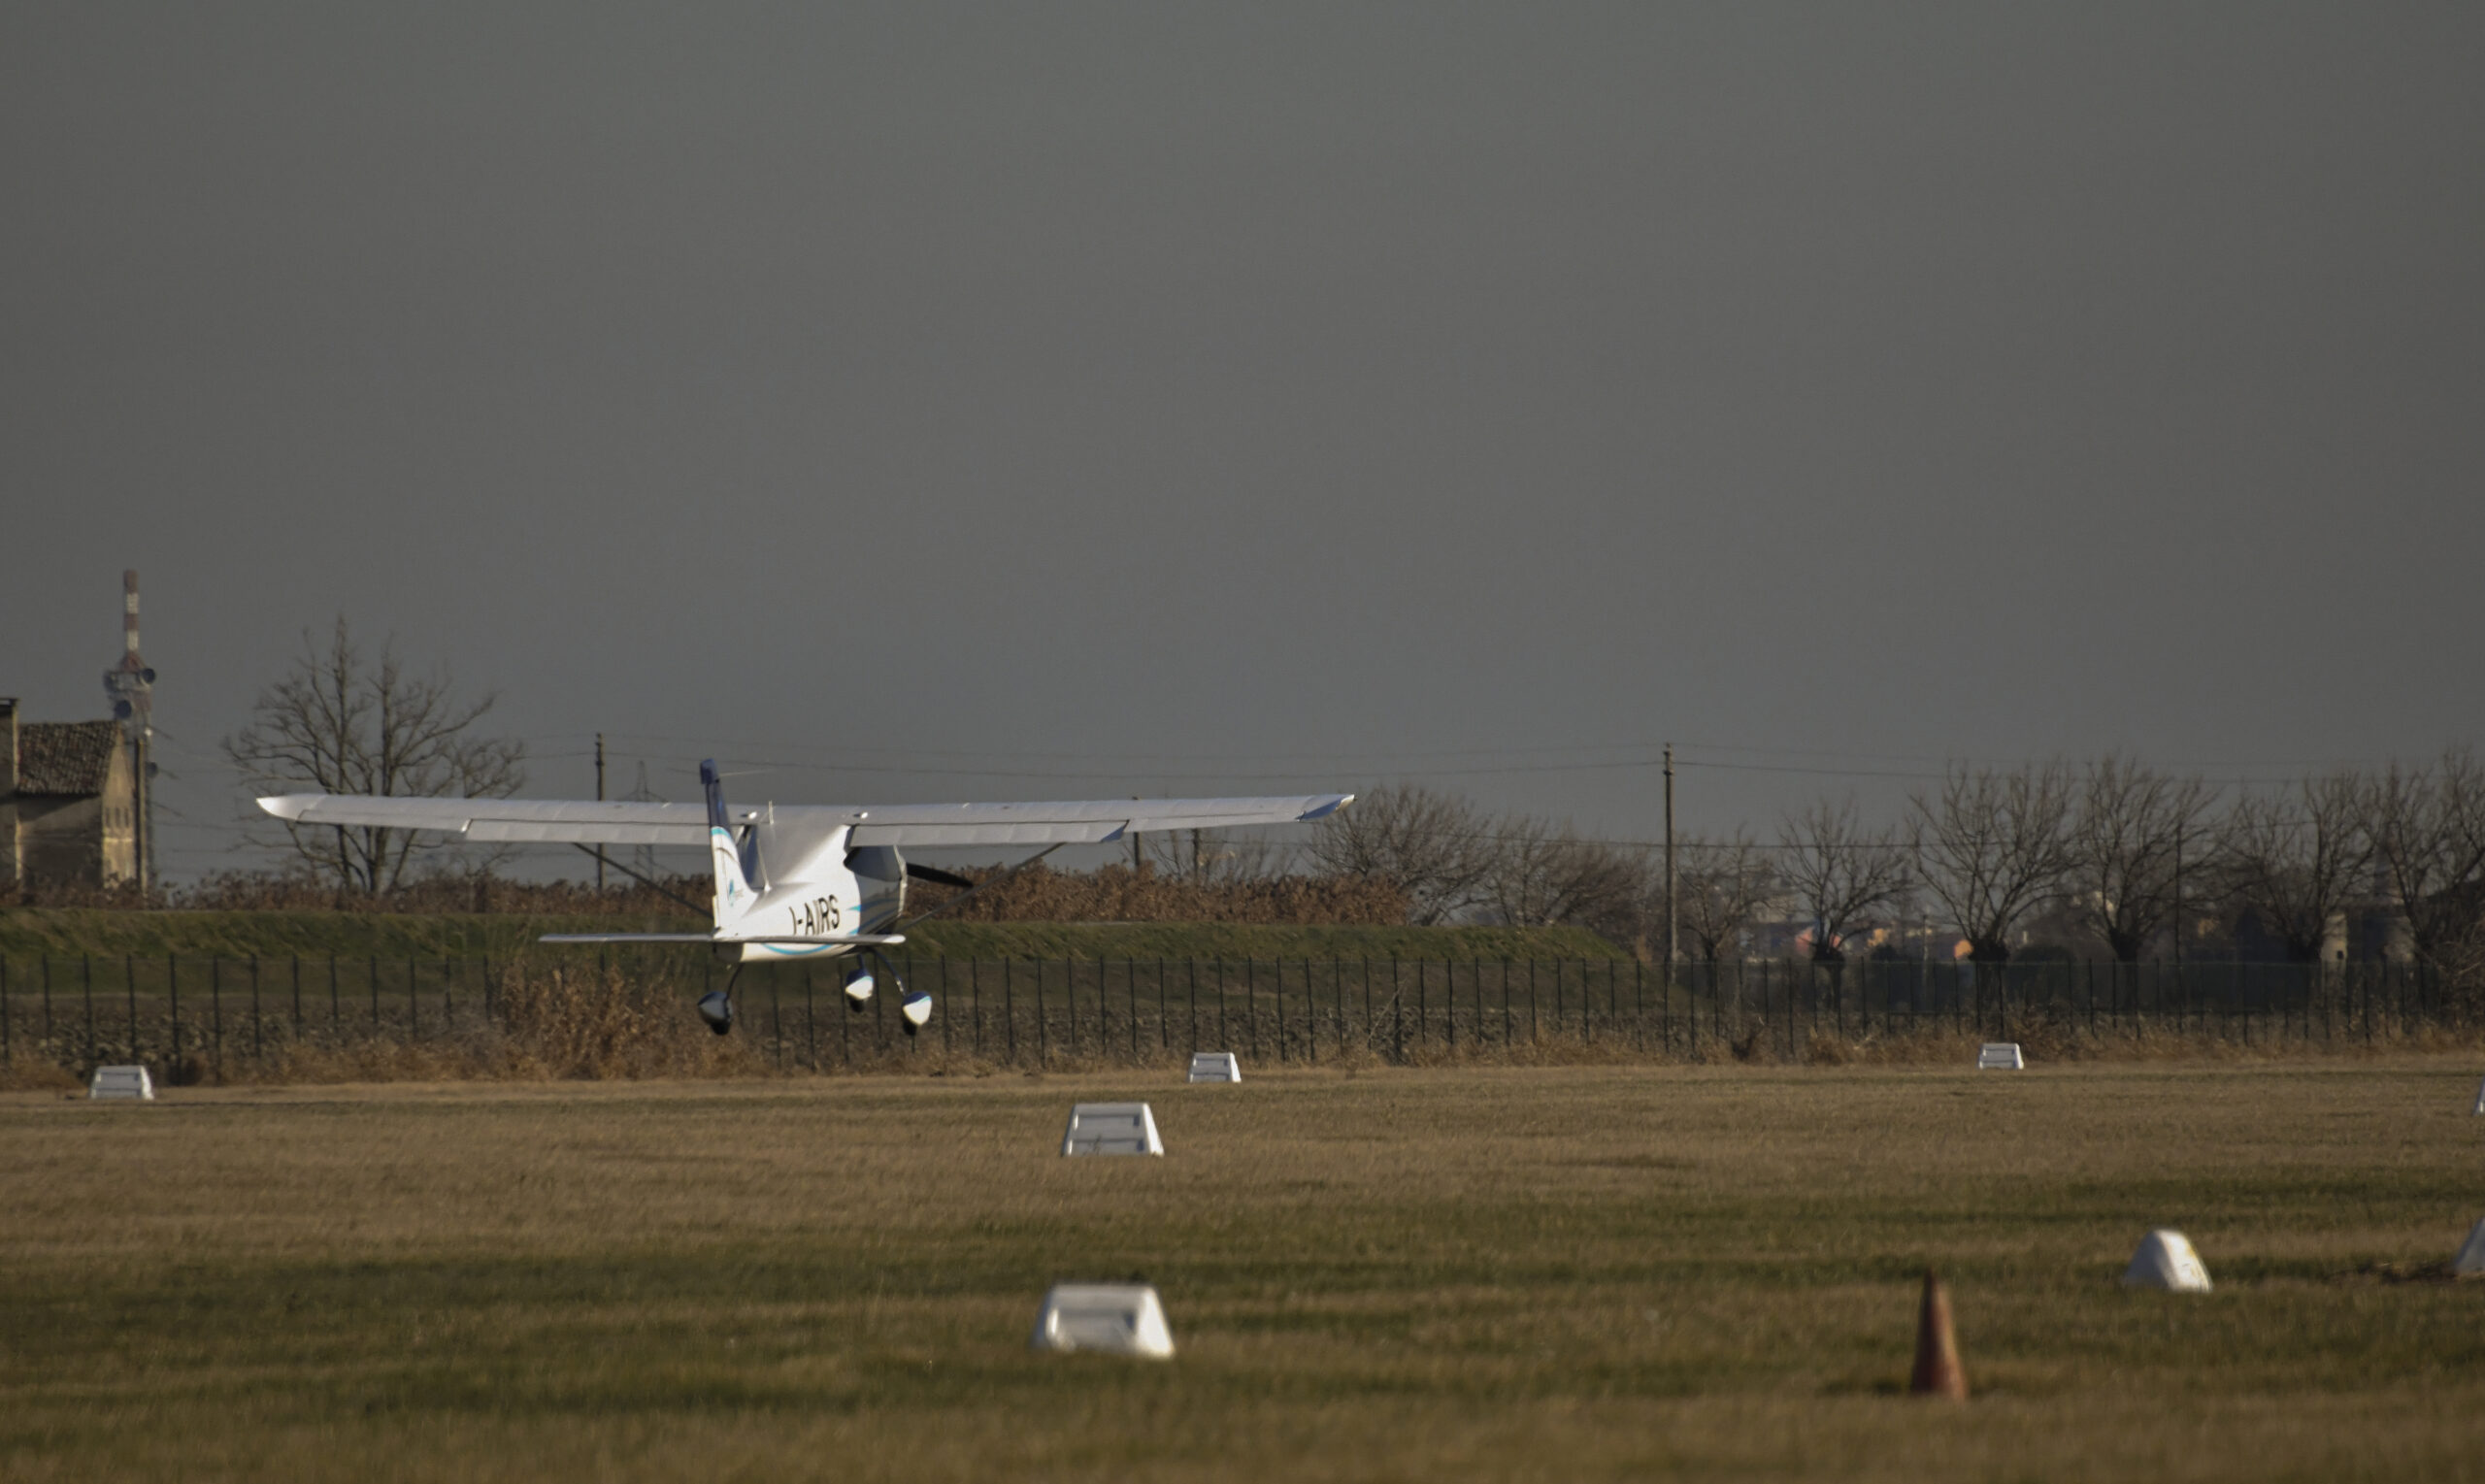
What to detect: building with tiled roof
<box><xmin>2</xmin><ymin>699</ymin><xmax>138</xmax><ymax>888</ymax></box>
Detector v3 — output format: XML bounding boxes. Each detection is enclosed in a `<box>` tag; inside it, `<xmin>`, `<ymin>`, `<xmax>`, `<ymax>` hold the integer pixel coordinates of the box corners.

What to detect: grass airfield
<box><xmin>5</xmin><ymin>1060</ymin><xmax>2485</xmax><ymax>1481</ymax></box>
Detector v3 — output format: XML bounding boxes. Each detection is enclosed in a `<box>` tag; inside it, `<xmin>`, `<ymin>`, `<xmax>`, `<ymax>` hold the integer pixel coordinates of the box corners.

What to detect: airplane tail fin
<box><xmin>702</xmin><ymin>759</ymin><xmax>758</xmax><ymax>931</ymax></box>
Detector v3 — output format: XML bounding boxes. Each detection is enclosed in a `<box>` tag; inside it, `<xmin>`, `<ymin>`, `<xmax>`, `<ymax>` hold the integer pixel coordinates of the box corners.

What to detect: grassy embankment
<box><xmin>0</xmin><ymin>907</ymin><xmax>1624</xmax><ymax>964</ymax></box>
<box><xmin>4</xmin><ymin>1060</ymin><xmax>2484</xmax><ymax>1480</ymax></box>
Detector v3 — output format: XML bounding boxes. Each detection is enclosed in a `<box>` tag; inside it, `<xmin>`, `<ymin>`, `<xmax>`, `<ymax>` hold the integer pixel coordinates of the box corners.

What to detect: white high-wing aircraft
<box><xmin>258</xmin><ymin>761</ymin><xmax>1351</xmax><ymax>1037</ymax></box>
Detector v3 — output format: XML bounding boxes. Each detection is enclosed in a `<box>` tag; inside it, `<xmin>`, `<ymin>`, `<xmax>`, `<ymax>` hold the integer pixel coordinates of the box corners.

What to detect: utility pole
<box><xmin>2171</xmin><ymin>829</ymin><xmax>2183</xmax><ymax>968</ymax></box>
<box><xmin>1131</xmin><ymin>797</ymin><xmax>1143</xmax><ymax>874</ymax></box>
<box><xmin>1663</xmin><ymin>743</ymin><xmax>1676</xmax><ymax>973</ymax></box>
<box><xmin>594</xmin><ymin>733</ymin><xmax>607</xmax><ymax>893</ymax></box>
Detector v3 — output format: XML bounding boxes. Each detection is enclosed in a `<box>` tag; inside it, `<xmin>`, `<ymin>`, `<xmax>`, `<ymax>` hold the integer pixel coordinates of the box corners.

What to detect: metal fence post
<box><xmin>1274</xmin><ymin>959</ymin><xmax>1286</xmax><ymax>1064</ymax></box>
<box><xmin>1361</xmin><ymin>958</ymin><xmax>1374</xmax><ymax>1054</ymax></box>
<box><xmin>210</xmin><ymin>957</ymin><xmax>223</xmax><ymax>1082</ymax></box>
<box><xmin>1037</xmin><ymin>959</ymin><xmax>1049</xmax><ymax>1065</ymax></box>
<box><xmin>1423</xmin><ymin>960</ymin><xmax>1434</xmax><ymax>1053</ymax></box>
<box><xmin>1391</xmin><ymin>957</ymin><xmax>1404</xmax><ymax>1063</ymax></box>
<box><xmin>1247</xmin><ymin>958</ymin><xmax>1260</xmax><ymax>1062</ymax></box>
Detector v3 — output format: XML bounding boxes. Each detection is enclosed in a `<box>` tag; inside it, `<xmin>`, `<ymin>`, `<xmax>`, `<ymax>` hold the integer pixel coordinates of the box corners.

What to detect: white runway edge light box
<box><xmin>1061</xmin><ymin>1103</ymin><xmax>1166</xmax><ymax>1156</ymax></box>
<box><xmin>2122</xmin><ymin>1229</ymin><xmax>2213</xmax><ymax>1292</ymax></box>
<box><xmin>88</xmin><ymin>1066</ymin><xmax>154</xmax><ymax>1101</ymax></box>
<box><xmin>1029</xmin><ymin>1284</ymin><xmax>1176</xmax><ymax>1359</ymax></box>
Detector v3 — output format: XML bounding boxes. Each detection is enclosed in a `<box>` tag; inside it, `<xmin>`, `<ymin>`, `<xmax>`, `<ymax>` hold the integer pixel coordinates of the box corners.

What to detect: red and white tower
<box><xmin>101</xmin><ymin>570</ymin><xmax>156</xmax><ymax>891</ymax></box>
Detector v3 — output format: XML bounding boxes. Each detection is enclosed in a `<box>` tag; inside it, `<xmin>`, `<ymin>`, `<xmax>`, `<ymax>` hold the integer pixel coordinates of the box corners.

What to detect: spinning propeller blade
<box><xmin>905</xmin><ymin>861</ymin><xmax>976</xmax><ymax>890</ymax></box>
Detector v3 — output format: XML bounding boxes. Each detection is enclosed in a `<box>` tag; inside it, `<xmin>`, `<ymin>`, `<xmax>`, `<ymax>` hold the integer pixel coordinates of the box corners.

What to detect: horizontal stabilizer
<box><xmin>726</xmin><ymin>935</ymin><xmax>907</xmax><ymax>946</ymax></box>
<box><xmin>538</xmin><ymin>933</ymin><xmax>908</xmax><ymax>947</ymax></box>
<box><xmin>537</xmin><ymin>934</ymin><xmax>721</xmax><ymax>944</ymax></box>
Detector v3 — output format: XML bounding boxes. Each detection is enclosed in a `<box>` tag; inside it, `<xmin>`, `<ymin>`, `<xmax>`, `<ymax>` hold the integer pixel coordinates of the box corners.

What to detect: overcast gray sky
<box><xmin>5</xmin><ymin>4</ymin><xmax>2480</xmax><ymax>880</ymax></box>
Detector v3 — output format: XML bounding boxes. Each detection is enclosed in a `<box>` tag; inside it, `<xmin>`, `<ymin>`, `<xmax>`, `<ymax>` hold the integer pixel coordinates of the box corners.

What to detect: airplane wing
<box><xmin>255</xmin><ymin>792</ymin><xmax>1352</xmax><ymax>847</ymax></box>
<box><xmin>255</xmin><ymin>796</ymin><xmax>708</xmax><ymax>844</ymax></box>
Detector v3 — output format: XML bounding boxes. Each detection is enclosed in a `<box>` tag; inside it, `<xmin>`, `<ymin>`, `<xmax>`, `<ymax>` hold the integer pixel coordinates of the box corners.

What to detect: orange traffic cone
<box><xmin>1908</xmin><ymin>1269</ymin><xmax>1969</xmax><ymax>1401</ymax></box>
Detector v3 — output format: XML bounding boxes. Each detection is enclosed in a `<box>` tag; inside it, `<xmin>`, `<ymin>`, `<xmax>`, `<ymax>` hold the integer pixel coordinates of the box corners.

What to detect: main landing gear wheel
<box><xmin>845</xmin><ymin>948</ymin><xmax>932</xmax><ymax>1036</ymax></box>
<box><xmin>697</xmin><ymin>966</ymin><xmax>742</xmax><ymax>1037</ymax></box>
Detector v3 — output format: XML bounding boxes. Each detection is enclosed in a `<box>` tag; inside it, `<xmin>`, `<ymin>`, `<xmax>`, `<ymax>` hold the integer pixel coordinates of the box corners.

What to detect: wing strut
<box><xmin>569</xmin><ymin>843</ymin><xmax>710</xmax><ymax>917</ymax></box>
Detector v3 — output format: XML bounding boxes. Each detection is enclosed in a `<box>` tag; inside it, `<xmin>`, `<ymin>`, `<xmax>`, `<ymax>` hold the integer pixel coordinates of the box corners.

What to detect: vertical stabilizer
<box><xmin>701</xmin><ymin>759</ymin><xmax>756</xmax><ymax>932</ymax></box>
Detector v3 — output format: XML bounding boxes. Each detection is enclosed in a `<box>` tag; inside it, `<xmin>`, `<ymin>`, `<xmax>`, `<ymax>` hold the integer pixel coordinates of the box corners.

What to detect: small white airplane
<box><xmin>258</xmin><ymin>761</ymin><xmax>1350</xmax><ymax>1038</ymax></box>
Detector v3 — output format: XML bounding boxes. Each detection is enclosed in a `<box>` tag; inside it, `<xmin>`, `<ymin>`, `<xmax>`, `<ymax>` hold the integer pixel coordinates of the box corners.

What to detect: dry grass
<box><xmin>5</xmin><ymin>1060</ymin><xmax>2485</xmax><ymax>1480</ymax></box>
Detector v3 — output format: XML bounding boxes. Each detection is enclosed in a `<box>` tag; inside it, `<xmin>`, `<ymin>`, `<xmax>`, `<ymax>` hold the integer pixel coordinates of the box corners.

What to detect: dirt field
<box><xmin>5</xmin><ymin>1059</ymin><xmax>2485</xmax><ymax>1481</ymax></box>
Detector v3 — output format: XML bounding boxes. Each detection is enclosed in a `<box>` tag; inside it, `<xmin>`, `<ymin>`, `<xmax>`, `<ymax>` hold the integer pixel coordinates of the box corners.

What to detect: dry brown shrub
<box><xmin>194</xmin><ymin>960</ymin><xmax>770</xmax><ymax>1084</ymax></box>
<box><xmin>0</xmin><ymin>1054</ymin><xmax>83</xmax><ymax>1092</ymax></box>
<box><xmin>1801</xmin><ymin>1029</ymin><xmax>1856</xmax><ymax>1066</ymax></box>
<box><xmin>489</xmin><ymin>961</ymin><xmax>760</xmax><ymax>1080</ymax></box>
<box><xmin>908</xmin><ymin>863</ymin><xmax>1408</xmax><ymax>925</ymax></box>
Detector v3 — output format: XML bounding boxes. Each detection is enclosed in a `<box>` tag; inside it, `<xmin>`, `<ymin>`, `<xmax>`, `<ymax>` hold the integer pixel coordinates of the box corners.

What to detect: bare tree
<box><xmin>2067</xmin><ymin>754</ymin><xmax>2211</xmax><ymax>963</ymax></box>
<box><xmin>2363</xmin><ymin>749</ymin><xmax>2485</xmax><ymax>972</ymax></box>
<box><xmin>1305</xmin><ymin>782</ymin><xmax>1498</xmax><ymax>925</ymax></box>
<box><xmin>2217</xmin><ymin>772</ymin><xmax>2371</xmax><ymax>963</ymax></box>
<box><xmin>1673</xmin><ymin>833</ymin><xmax>1773</xmax><ymax>962</ymax></box>
<box><xmin>1776</xmin><ymin>797</ymin><xmax>1909</xmax><ymax>962</ymax></box>
<box><xmin>1482</xmin><ymin>814</ymin><xmax>1642</xmax><ymax>937</ymax></box>
<box><xmin>224</xmin><ymin>619</ymin><xmax>525</xmax><ymax>895</ymax></box>
<box><xmin>1147</xmin><ymin>827</ymin><xmax>1283</xmax><ymax>886</ymax></box>
<box><xmin>1909</xmin><ymin>763</ymin><xmax>2074</xmax><ymax>964</ymax></box>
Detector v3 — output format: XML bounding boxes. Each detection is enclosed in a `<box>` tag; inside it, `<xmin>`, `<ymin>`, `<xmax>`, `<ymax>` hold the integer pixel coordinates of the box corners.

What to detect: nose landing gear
<box><xmin>697</xmin><ymin>967</ymin><xmax>741</xmax><ymax>1037</ymax></box>
<box><xmin>858</xmin><ymin>948</ymin><xmax>932</xmax><ymax>1036</ymax></box>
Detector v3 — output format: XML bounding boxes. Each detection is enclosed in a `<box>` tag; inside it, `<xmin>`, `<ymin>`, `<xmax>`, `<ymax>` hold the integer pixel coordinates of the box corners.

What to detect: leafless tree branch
<box><xmin>2216</xmin><ymin>771</ymin><xmax>2371</xmax><ymax>964</ymax></box>
<box><xmin>222</xmin><ymin>618</ymin><xmax>525</xmax><ymax>895</ymax></box>
<box><xmin>1673</xmin><ymin>833</ymin><xmax>1773</xmax><ymax>962</ymax></box>
<box><xmin>2363</xmin><ymin>749</ymin><xmax>2485</xmax><ymax>972</ymax></box>
<box><xmin>1908</xmin><ymin>763</ymin><xmax>2074</xmax><ymax>964</ymax></box>
<box><xmin>1305</xmin><ymin>783</ymin><xmax>1499</xmax><ymax>925</ymax></box>
<box><xmin>2068</xmin><ymin>753</ymin><xmax>2211</xmax><ymax>963</ymax></box>
<box><xmin>1776</xmin><ymin>797</ymin><xmax>1909</xmax><ymax>962</ymax></box>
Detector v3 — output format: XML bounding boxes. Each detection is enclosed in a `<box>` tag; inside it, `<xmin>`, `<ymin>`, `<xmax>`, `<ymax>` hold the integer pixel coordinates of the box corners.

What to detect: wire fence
<box><xmin>0</xmin><ymin>953</ymin><xmax>2460</xmax><ymax>1082</ymax></box>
